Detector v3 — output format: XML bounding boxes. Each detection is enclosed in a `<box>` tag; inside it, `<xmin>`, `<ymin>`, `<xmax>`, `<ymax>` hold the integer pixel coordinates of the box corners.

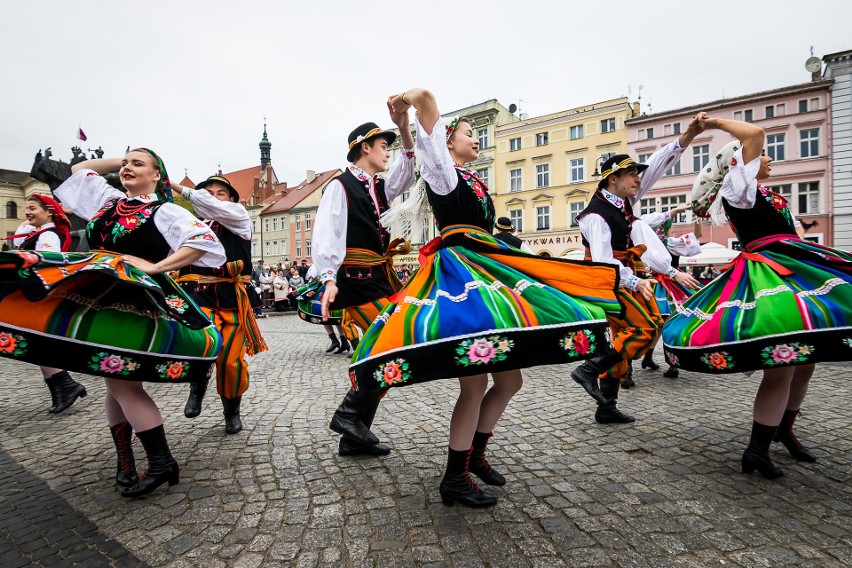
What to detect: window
<box><xmin>6</xmin><ymin>201</ymin><xmax>17</xmax><ymax>219</ymax></box>
<box><xmin>570</xmin><ymin>125</ymin><xmax>583</xmax><ymax>140</ymax></box>
<box><xmin>601</xmin><ymin>118</ymin><xmax>615</xmax><ymax>133</ymax></box>
<box><xmin>477</xmin><ymin>128</ymin><xmax>489</xmax><ymax>148</ymax></box>
<box><xmin>570</xmin><ymin>158</ymin><xmax>584</xmax><ymax>182</ymax></box>
<box><xmin>766</xmin><ymin>134</ymin><xmax>785</xmax><ymax>161</ymax></box>
<box><xmin>272</xmin><ymin>240</ymin><xmax>278</xmax><ymax>254</ymax></box>
<box><xmin>570</xmin><ymin>202</ymin><xmax>584</xmax><ymax>226</ymax></box>
<box><xmin>798</xmin><ymin>99</ymin><xmax>808</xmax><ymax>113</ymax></box>
<box><xmin>673</xmin><ymin>123</ymin><xmax>681</xmax><ymax>135</ymax></box>
<box><xmin>660</xmin><ymin>194</ymin><xmax>688</xmax><ymax>223</ymax></box>
<box><xmin>646</xmin><ymin>127</ymin><xmax>654</xmax><ymax>139</ymax></box>
<box><xmin>663</xmin><ymin>124</ymin><xmax>671</xmax><ymax>137</ymax></box>
<box><xmin>637</xmin><ymin>153</ymin><xmax>652</xmax><ymax>164</ymax></box>
<box><xmin>638</xmin><ymin>129</ymin><xmax>644</xmax><ymax>140</ymax></box>
<box><xmin>733</xmin><ymin>111</ymin><xmax>742</xmax><ymax>121</ymax></box>
<box><xmin>776</xmin><ymin>103</ymin><xmax>786</xmax><ymax>116</ymax></box>
<box><xmin>800</xmin><ymin>128</ymin><xmax>819</xmax><ymax>158</ymax></box>
<box><xmin>509</xmin><ymin>168</ymin><xmax>523</xmax><ymax>191</ymax></box>
<box><xmin>265</xmin><ymin>241</ymin><xmax>270</xmax><ymax>255</ymax></box>
<box><xmin>536</xmin><ymin>164</ymin><xmax>550</xmax><ymax>188</ymax></box>
<box><xmin>264</xmin><ymin>219</ymin><xmax>269</xmax><ymax>232</ymax></box>
<box><xmin>765</xmin><ymin>105</ymin><xmax>775</xmax><ymax>119</ymax></box>
<box><xmin>810</xmin><ymin>98</ymin><xmax>819</xmax><ymax>111</ymax></box>
<box><xmin>798</xmin><ymin>182</ymin><xmax>820</xmax><ymax>214</ymax></box>
<box><xmin>744</xmin><ymin>109</ymin><xmax>753</xmax><ymax>122</ymax></box>
<box><xmin>693</xmin><ymin>145</ymin><xmax>710</xmax><ymax>172</ymax></box>
<box><xmin>280</xmin><ymin>215</ymin><xmax>285</xmax><ymax>228</ymax></box>
<box><xmin>536</xmin><ymin>132</ymin><xmax>548</xmax><ymax>146</ymax></box>
<box><xmin>509</xmin><ymin>209</ymin><xmax>524</xmax><ymax>233</ymax></box>
<box><xmin>281</xmin><ymin>239</ymin><xmax>286</xmax><ymax>251</ymax></box>
<box><xmin>536</xmin><ymin>206</ymin><xmax>550</xmax><ymax>230</ymax></box>
<box><xmin>252</xmin><ymin>242</ymin><xmax>258</xmax><ymax>256</ymax></box>
<box><xmin>664</xmin><ymin>158</ymin><xmax>681</xmax><ymax>177</ymax></box>
<box><xmin>252</xmin><ymin>220</ymin><xmax>257</xmax><ymax>232</ymax></box>
<box><xmin>295</xmin><ymin>214</ymin><xmax>301</xmax><ymax>230</ymax></box>
<box><xmin>509</xmin><ymin>138</ymin><xmax>521</xmax><ymax>151</ymax></box>
<box><xmin>305</xmin><ymin>213</ymin><xmax>311</xmax><ymax>231</ymax></box>
<box><xmin>768</xmin><ymin>184</ymin><xmax>792</xmax><ymax>202</ymax></box>
<box><xmin>296</xmin><ymin>240</ymin><xmax>301</xmax><ymax>257</ymax></box>
<box><xmin>306</xmin><ymin>240</ymin><xmax>312</xmax><ymax>256</ymax></box>
<box><xmin>475</xmin><ymin>168</ymin><xmax>490</xmax><ymax>188</ymax></box>
<box><xmin>272</xmin><ymin>217</ymin><xmax>278</xmax><ymax>231</ymax></box>
<box><xmin>639</xmin><ymin>197</ymin><xmax>655</xmax><ymax>217</ymax></box>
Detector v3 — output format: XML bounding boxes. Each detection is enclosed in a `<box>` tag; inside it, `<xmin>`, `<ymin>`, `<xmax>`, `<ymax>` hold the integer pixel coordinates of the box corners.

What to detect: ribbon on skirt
<box><xmin>344</xmin><ymin>237</ymin><xmax>411</xmax><ymax>293</ymax></box>
<box><xmin>175</xmin><ymin>260</ymin><xmax>269</xmax><ymax>355</ymax></box>
<box><xmin>417</xmin><ymin>224</ymin><xmax>491</xmax><ymax>266</ymax></box>
<box><xmin>721</xmin><ymin>234</ymin><xmax>797</xmax><ymax>276</ymax></box>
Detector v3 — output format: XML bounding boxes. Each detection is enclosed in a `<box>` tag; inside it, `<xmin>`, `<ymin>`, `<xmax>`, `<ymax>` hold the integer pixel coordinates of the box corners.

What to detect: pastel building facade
<box><xmin>823</xmin><ymin>49</ymin><xmax>852</xmax><ymax>248</ymax></box>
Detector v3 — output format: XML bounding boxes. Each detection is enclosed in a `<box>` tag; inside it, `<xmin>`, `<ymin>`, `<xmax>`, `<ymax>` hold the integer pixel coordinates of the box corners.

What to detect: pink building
<box><xmin>626</xmin><ymin>79</ymin><xmax>834</xmax><ymax>249</ymax></box>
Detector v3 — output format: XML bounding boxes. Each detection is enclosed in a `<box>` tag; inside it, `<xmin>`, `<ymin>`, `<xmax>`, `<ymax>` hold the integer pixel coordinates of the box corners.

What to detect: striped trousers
<box><xmin>601</xmin><ymin>288</ymin><xmax>663</xmax><ymax>380</ymax></box>
<box><xmin>201</xmin><ymin>307</ymin><xmax>250</xmax><ymax>399</ymax></box>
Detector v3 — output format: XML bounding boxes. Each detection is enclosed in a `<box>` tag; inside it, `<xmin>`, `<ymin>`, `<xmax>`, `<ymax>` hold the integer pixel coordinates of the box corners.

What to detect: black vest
<box><xmin>723</xmin><ymin>186</ymin><xmax>796</xmax><ymax>248</ymax></box>
<box><xmin>86</xmin><ymin>199</ymin><xmax>171</xmax><ymax>262</ymax></box>
<box><xmin>19</xmin><ymin>228</ymin><xmax>62</xmax><ymax>251</ymax></box>
<box><xmin>329</xmin><ymin>170</ymin><xmax>395</xmax><ymax>309</ymax></box>
<box><xmin>577</xmin><ymin>190</ymin><xmax>635</xmax><ymax>251</ymax></box>
<box><xmin>178</xmin><ymin>221</ymin><xmax>261</xmax><ymax>310</ymax></box>
<box><xmin>425</xmin><ymin>169</ymin><xmax>495</xmax><ymax>237</ymax></box>
<box><xmin>493</xmin><ymin>231</ymin><xmax>523</xmax><ymax>249</ymax></box>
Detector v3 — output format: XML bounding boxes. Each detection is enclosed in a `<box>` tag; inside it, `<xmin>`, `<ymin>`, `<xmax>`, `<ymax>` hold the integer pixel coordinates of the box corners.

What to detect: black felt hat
<box><xmin>196</xmin><ymin>175</ymin><xmax>240</xmax><ymax>202</ymax></box>
<box><xmin>347</xmin><ymin>122</ymin><xmax>397</xmax><ymax>163</ymax></box>
<box><xmin>495</xmin><ymin>217</ymin><xmax>514</xmax><ymax>231</ymax></box>
<box><xmin>597</xmin><ymin>154</ymin><xmax>649</xmax><ymax>189</ymax></box>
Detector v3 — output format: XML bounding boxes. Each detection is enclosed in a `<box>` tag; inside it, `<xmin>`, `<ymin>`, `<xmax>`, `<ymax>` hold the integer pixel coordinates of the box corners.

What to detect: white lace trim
<box><xmin>675</xmin><ymin>278</ymin><xmax>847</xmax><ymax>321</ymax></box>
<box><xmin>397</xmin><ymin>278</ymin><xmax>546</xmax><ymax>307</ymax></box>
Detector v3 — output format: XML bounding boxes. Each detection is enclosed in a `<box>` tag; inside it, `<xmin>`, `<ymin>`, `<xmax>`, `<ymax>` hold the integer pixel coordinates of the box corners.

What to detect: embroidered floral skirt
<box><xmin>662</xmin><ymin>236</ymin><xmax>852</xmax><ymax>373</ymax></box>
<box><xmin>294</xmin><ymin>280</ymin><xmax>343</xmax><ymax>325</ymax></box>
<box><xmin>0</xmin><ymin>250</ymin><xmax>221</xmax><ymax>382</ymax></box>
<box><xmin>348</xmin><ymin>228</ymin><xmax>623</xmax><ymax>394</ymax></box>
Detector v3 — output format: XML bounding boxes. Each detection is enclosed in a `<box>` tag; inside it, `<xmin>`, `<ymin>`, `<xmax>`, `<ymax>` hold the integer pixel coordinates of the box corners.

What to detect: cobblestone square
<box><xmin>1</xmin><ymin>313</ymin><xmax>851</xmax><ymax>567</ymax></box>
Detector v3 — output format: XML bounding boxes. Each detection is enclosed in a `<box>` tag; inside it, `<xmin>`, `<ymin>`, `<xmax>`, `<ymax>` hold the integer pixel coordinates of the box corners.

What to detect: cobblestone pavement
<box><xmin>1</xmin><ymin>313</ymin><xmax>851</xmax><ymax>567</ymax></box>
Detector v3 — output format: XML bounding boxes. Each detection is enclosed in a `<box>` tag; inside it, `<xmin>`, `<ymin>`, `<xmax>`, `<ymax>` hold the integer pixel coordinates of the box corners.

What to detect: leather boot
<box><xmin>620</xmin><ymin>362</ymin><xmax>636</xmax><ymax>389</ymax></box>
<box><xmin>742</xmin><ymin>421</ymin><xmax>784</xmax><ymax>479</ymax></box>
<box><xmin>109</xmin><ymin>422</ymin><xmax>138</xmax><ymax>487</ymax></box>
<box><xmin>338</xmin><ymin>394</ymin><xmax>389</xmax><ymax>456</ymax></box>
<box><xmin>330</xmin><ymin>388</ymin><xmax>380</xmax><ymax>445</ymax></box>
<box><xmin>641</xmin><ymin>350</ymin><xmax>660</xmax><ymax>370</ymax></box>
<box><xmin>183</xmin><ymin>379</ymin><xmax>208</xmax><ymax>418</ymax></box>
<box><xmin>222</xmin><ymin>397</ymin><xmax>243</xmax><ymax>434</ymax></box>
<box><xmin>350</xmin><ymin>337</ymin><xmax>360</xmax><ymax>352</ymax></box>
<box><xmin>571</xmin><ymin>349</ymin><xmax>622</xmax><ymax>405</ymax></box>
<box><xmin>595</xmin><ymin>377</ymin><xmax>635</xmax><ymax>424</ymax></box>
<box><xmin>468</xmin><ymin>431</ymin><xmax>506</xmax><ymax>486</ymax></box>
<box><xmin>45</xmin><ymin>371</ymin><xmax>87</xmax><ymax>414</ymax></box>
<box><xmin>663</xmin><ymin>366</ymin><xmax>679</xmax><ymax>378</ymax></box>
<box><xmin>773</xmin><ymin>409</ymin><xmax>816</xmax><ymax>462</ymax></box>
<box><xmin>121</xmin><ymin>424</ymin><xmax>179</xmax><ymax>497</ymax></box>
<box><xmin>439</xmin><ymin>447</ymin><xmax>497</xmax><ymax>508</ymax></box>
<box><xmin>334</xmin><ymin>335</ymin><xmax>351</xmax><ymax>354</ymax></box>
<box><xmin>326</xmin><ymin>333</ymin><xmax>340</xmax><ymax>353</ymax></box>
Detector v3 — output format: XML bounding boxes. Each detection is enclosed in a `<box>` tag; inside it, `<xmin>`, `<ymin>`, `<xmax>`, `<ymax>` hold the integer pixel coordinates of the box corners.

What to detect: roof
<box><xmin>219</xmin><ymin>165</ymin><xmax>263</xmax><ymax>202</ymax></box>
<box><xmin>178</xmin><ymin>176</ymin><xmax>196</xmax><ymax>189</ymax></box>
<box><xmin>261</xmin><ymin>168</ymin><xmax>341</xmax><ymax>215</ymax></box>
<box><xmin>0</xmin><ymin>169</ymin><xmax>36</xmax><ymax>187</ymax></box>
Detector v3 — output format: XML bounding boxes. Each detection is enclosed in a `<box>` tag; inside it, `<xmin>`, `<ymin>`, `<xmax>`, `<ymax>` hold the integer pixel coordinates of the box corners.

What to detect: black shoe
<box><xmin>571</xmin><ymin>364</ymin><xmax>606</xmax><ymax>405</ymax></box>
<box><xmin>222</xmin><ymin>397</ymin><xmax>243</xmax><ymax>434</ymax></box>
<box><xmin>334</xmin><ymin>336</ymin><xmax>351</xmax><ymax>354</ymax></box>
<box><xmin>121</xmin><ymin>425</ymin><xmax>179</xmax><ymax>498</ymax></box>
<box><xmin>595</xmin><ymin>405</ymin><xmax>636</xmax><ymax>424</ymax></box>
<box><xmin>468</xmin><ymin>431</ymin><xmax>506</xmax><ymax>486</ymax></box>
<box><xmin>742</xmin><ymin>447</ymin><xmax>785</xmax><ymax>479</ymax></box>
<box><xmin>439</xmin><ymin>448</ymin><xmax>497</xmax><ymax>508</ymax></box>
<box><xmin>339</xmin><ymin>438</ymin><xmax>391</xmax><ymax>456</ymax></box>
<box><xmin>663</xmin><ymin>366</ymin><xmax>679</xmax><ymax>378</ymax></box>
<box><xmin>45</xmin><ymin>371</ymin><xmax>87</xmax><ymax>414</ymax></box>
<box><xmin>329</xmin><ymin>388</ymin><xmax>379</xmax><ymax>445</ymax></box>
<box><xmin>773</xmin><ymin>409</ymin><xmax>816</xmax><ymax>462</ymax></box>
<box><xmin>184</xmin><ymin>380</ymin><xmax>208</xmax><ymax>418</ymax></box>
<box><xmin>620</xmin><ymin>363</ymin><xmax>635</xmax><ymax>389</ymax></box>
<box><xmin>326</xmin><ymin>333</ymin><xmax>340</xmax><ymax>353</ymax></box>
<box><xmin>641</xmin><ymin>352</ymin><xmax>660</xmax><ymax>370</ymax></box>
<box><xmin>109</xmin><ymin>422</ymin><xmax>138</xmax><ymax>488</ymax></box>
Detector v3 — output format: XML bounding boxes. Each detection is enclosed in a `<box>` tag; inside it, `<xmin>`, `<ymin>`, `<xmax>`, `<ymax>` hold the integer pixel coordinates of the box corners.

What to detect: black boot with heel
<box><xmin>742</xmin><ymin>421</ymin><xmax>784</xmax><ymax>479</ymax></box>
<box><xmin>595</xmin><ymin>377</ymin><xmax>635</xmax><ymax>424</ymax></box>
<box><xmin>334</xmin><ymin>336</ymin><xmax>351</xmax><ymax>355</ymax></box>
<box><xmin>468</xmin><ymin>431</ymin><xmax>506</xmax><ymax>486</ymax></box>
<box><xmin>326</xmin><ymin>332</ymin><xmax>341</xmax><ymax>353</ymax></box>
<box><xmin>45</xmin><ymin>371</ymin><xmax>87</xmax><ymax>413</ymax></box>
<box><xmin>183</xmin><ymin>379</ymin><xmax>208</xmax><ymax>418</ymax></box>
<box><xmin>641</xmin><ymin>350</ymin><xmax>660</xmax><ymax>370</ymax></box>
<box><xmin>439</xmin><ymin>447</ymin><xmax>497</xmax><ymax>508</ymax></box>
<box><xmin>571</xmin><ymin>350</ymin><xmax>622</xmax><ymax>405</ymax></box>
<box><xmin>121</xmin><ymin>424</ymin><xmax>179</xmax><ymax>498</ymax></box>
<box><xmin>773</xmin><ymin>409</ymin><xmax>816</xmax><ymax>462</ymax></box>
<box><xmin>109</xmin><ymin>421</ymin><xmax>138</xmax><ymax>487</ymax></box>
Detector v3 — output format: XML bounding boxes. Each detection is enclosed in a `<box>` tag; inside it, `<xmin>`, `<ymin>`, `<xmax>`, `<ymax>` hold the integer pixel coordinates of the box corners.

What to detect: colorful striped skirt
<box><xmin>294</xmin><ymin>280</ymin><xmax>343</xmax><ymax>325</ymax></box>
<box><xmin>662</xmin><ymin>235</ymin><xmax>852</xmax><ymax>373</ymax></box>
<box><xmin>0</xmin><ymin>250</ymin><xmax>221</xmax><ymax>382</ymax></box>
<box><xmin>348</xmin><ymin>225</ymin><xmax>623</xmax><ymax>394</ymax></box>
<box><xmin>653</xmin><ymin>274</ymin><xmax>698</xmax><ymax>318</ymax></box>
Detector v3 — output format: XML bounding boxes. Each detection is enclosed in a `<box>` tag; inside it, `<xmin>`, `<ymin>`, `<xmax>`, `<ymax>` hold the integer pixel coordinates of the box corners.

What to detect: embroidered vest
<box><xmin>425</xmin><ymin>168</ymin><xmax>495</xmax><ymax>235</ymax></box>
<box><xmin>577</xmin><ymin>190</ymin><xmax>634</xmax><ymax>251</ymax></box>
<box><xmin>86</xmin><ymin>199</ymin><xmax>171</xmax><ymax>262</ymax></box>
<box><xmin>723</xmin><ymin>186</ymin><xmax>796</xmax><ymax>248</ymax></box>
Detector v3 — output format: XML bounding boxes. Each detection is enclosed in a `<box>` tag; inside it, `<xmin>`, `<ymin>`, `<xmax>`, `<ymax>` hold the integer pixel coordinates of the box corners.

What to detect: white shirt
<box><xmin>578</xmin><ymin>141</ymin><xmax>685</xmax><ymax>290</ymax></box>
<box><xmin>718</xmin><ymin>147</ymin><xmax>761</xmax><ymax>209</ymax></box>
<box><xmin>55</xmin><ymin>169</ymin><xmax>226</xmax><ymax>267</ymax></box>
<box><xmin>639</xmin><ymin>211</ymin><xmax>702</xmax><ymax>258</ymax></box>
<box><xmin>415</xmin><ymin>114</ymin><xmax>460</xmax><ymax>197</ymax></box>
<box><xmin>313</xmin><ymin>149</ymin><xmax>415</xmax><ymax>283</ymax></box>
<box><xmin>12</xmin><ymin>222</ymin><xmax>62</xmax><ymax>252</ymax></box>
<box><xmin>182</xmin><ymin>187</ymin><xmax>252</xmax><ymax>241</ymax></box>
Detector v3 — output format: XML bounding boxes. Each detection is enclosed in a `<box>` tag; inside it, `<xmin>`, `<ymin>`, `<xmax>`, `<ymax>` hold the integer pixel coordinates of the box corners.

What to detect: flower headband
<box><xmin>445</xmin><ymin>116</ymin><xmax>462</xmax><ymax>142</ymax></box>
<box><xmin>139</xmin><ymin>147</ymin><xmax>174</xmax><ymax>203</ymax></box>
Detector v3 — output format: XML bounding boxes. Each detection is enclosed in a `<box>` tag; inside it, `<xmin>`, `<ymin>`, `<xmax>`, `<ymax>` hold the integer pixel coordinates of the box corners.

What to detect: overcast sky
<box><xmin>2</xmin><ymin>0</ymin><xmax>849</xmax><ymax>185</ymax></box>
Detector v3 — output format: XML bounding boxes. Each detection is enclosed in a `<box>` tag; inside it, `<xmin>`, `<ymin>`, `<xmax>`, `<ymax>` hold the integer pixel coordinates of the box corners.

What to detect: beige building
<box><xmin>1</xmin><ymin>169</ymin><xmax>51</xmax><ymax>248</ymax></box>
<box><xmin>493</xmin><ymin>98</ymin><xmax>636</xmax><ymax>256</ymax></box>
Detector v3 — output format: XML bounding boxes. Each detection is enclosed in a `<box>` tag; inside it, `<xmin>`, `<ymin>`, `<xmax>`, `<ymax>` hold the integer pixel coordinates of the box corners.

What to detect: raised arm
<box><xmin>677</xmin><ymin>112</ymin><xmax>708</xmax><ymax>149</ymax></box>
<box><xmin>703</xmin><ymin>117</ymin><xmax>764</xmax><ymax>164</ymax></box>
<box><xmin>71</xmin><ymin>157</ymin><xmax>122</xmax><ymax>175</ymax></box>
<box><xmin>390</xmin><ymin>88</ymin><xmax>439</xmax><ymax>136</ymax></box>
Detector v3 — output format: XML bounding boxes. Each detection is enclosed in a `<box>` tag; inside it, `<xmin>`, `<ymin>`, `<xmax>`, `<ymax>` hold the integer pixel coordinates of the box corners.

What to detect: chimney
<box><xmin>306</xmin><ymin>170</ymin><xmax>316</xmax><ymax>183</ymax></box>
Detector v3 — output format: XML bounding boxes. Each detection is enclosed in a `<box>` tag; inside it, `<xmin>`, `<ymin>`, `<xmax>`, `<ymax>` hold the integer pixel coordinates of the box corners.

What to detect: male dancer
<box><xmin>315</xmin><ymin>100</ymin><xmax>415</xmax><ymax>456</ymax></box>
<box><xmin>172</xmin><ymin>176</ymin><xmax>268</xmax><ymax>434</ymax></box>
<box><xmin>493</xmin><ymin>216</ymin><xmax>533</xmax><ymax>252</ymax></box>
<box><xmin>573</xmin><ymin>113</ymin><xmax>705</xmax><ymax>423</ymax></box>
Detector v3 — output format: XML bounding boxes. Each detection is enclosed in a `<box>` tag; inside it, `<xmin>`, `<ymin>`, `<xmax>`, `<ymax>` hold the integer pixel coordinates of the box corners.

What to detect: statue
<box><xmin>70</xmin><ymin>146</ymin><xmax>86</xmax><ymax>165</ymax></box>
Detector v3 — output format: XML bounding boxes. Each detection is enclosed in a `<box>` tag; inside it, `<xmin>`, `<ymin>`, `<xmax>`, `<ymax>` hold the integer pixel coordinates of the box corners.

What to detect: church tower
<box><xmin>259</xmin><ymin>122</ymin><xmax>272</xmax><ymax>170</ymax></box>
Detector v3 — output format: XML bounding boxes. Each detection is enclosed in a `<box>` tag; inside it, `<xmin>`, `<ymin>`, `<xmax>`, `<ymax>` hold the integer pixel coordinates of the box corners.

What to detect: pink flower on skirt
<box><xmin>468</xmin><ymin>339</ymin><xmax>497</xmax><ymax>364</ymax></box>
<box><xmin>99</xmin><ymin>355</ymin><xmax>125</xmax><ymax>373</ymax></box>
<box><xmin>770</xmin><ymin>345</ymin><xmax>798</xmax><ymax>364</ymax></box>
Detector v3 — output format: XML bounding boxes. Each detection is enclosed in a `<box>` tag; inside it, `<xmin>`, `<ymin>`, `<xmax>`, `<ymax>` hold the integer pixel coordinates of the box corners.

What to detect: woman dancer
<box><xmin>6</xmin><ymin>194</ymin><xmax>88</xmax><ymax>413</ymax></box>
<box><xmin>26</xmin><ymin>148</ymin><xmax>223</xmax><ymax>497</ymax></box>
<box><xmin>349</xmin><ymin>88</ymin><xmax>624</xmax><ymax>507</ymax></box>
<box><xmin>663</xmin><ymin>118</ymin><xmax>852</xmax><ymax>478</ymax></box>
